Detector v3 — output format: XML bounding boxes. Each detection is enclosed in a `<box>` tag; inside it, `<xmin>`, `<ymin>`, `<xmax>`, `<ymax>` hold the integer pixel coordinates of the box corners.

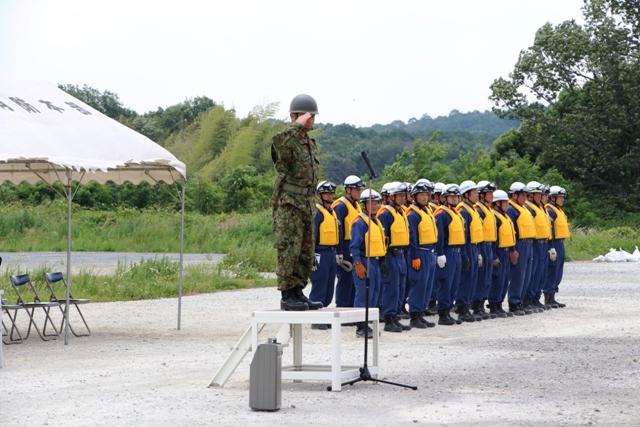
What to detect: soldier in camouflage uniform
<box><xmin>271</xmin><ymin>94</ymin><xmax>323</xmax><ymax>311</ymax></box>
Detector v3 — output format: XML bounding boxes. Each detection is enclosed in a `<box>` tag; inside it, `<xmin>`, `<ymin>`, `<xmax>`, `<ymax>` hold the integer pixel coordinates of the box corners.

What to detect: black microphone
<box><xmin>360</xmin><ymin>151</ymin><xmax>377</xmax><ymax>179</ymax></box>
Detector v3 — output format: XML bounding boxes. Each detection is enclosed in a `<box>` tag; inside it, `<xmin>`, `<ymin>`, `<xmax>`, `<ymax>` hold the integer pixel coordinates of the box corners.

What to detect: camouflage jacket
<box><xmin>271</xmin><ymin>123</ymin><xmax>320</xmax><ymax>211</ymax></box>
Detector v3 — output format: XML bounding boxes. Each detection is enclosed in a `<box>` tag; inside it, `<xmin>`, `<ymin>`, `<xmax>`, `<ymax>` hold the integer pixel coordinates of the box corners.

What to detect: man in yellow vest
<box><xmin>332</xmin><ymin>175</ymin><xmax>364</xmax><ymax>308</ymax></box>
<box><xmin>474</xmin><ymin>181</ymin><xmax>498</xmax><ymax>319</ymax></box>
<box><xmin>425</xmin><ymin>181</ymin><xmax>446</xmax><ymax>316</ymax></box>
<box><xmin>524</xmin><ymin>181</ymin><xmax>552</xmax><ymax>313</ymax></box>
<box><xmin>434</xmin><ymin>184</ymin><xmax>465</xmax><ymax>325</ymax></box>
<box><xmin>377</xmin><ymin>182</ymin><xmax>411</xmax><ymax>332</ymax></box>
<box><xmin>406</xmin><ymin>179</ymin><xmax>438</xmax><ymax>329</ymax></box>
<box><xmin>456</xmin><ymin>180</ymin><xmax>485</xmax><ymax>322</ymax></box>
<box><xmin>507</xmin><ymin>182</ymin><xmax>536</xmax><ymax>315</ymax></box>
<box><xmin>350</xmin><ymin>189</ymin><xmax>386</xmax><ymax>338</ymax></box>
<box><xmin>544</xmin><ymin>186</ymin><xmax>570</xmax><ymax>308</ymax></box>
<box><xmin>310</xmin><ymin>181</ymin><xmax>341</xmax><ymax>330</ymax></box>
<box><xmin>488</xmin><ymin>190</ymin><xmax>516</xmax><ymax>318</ymax></box>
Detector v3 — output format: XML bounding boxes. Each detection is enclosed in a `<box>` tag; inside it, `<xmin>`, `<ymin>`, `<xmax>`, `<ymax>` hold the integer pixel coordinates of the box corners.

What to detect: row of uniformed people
<box><xmin>308</xmin><ymin>175</ymin><xmax>570</xmax><ymax>336</ymax></box>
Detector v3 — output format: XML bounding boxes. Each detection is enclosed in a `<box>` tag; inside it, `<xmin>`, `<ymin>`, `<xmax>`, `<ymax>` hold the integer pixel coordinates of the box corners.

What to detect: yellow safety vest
<box><xmin>315</xmin><ymin>203</ymin><xmax>339</xmax><ymax>246</ymax></box>
<box><xmin>409</xmin><ymin>205</ymin><xmax>438</xmax><ymax>245</ymax></box>
<box><xmin>475</xmin><ymin>202</ymin><xmax>497</xmax><ymax>242</ymax></box>
<box><xmin>436</xmin><ymin>205</ymin><xmax>466</xmax><ymax>246</ymax></box>
<box><xmin>402</xmin><ymin>205</ymin><xmax>411</xmax><ymax>216</ymax></box>
<box><xmin>331</xmin><ymin>196</ymin><xmax>361</xmax><ymax>241</ymax></box>
<box><xmin>508</xmin><ymin>200</ymin><xmax>536</xmax><ymax>239</ymax></box>
<box><xmin>545</xmin><ymin>204</ymin><xmax>571</xmax><ymax>239</ymax></box>
<box><xmin>383</xmin><ymin>205</ymin><xmax>410</xmax><ymax>247</ymax></box>
<box><xmin>494</xmin><ymin>210</ymin><xmax>516</xmax><ymax>248</ymax></box>
<box><xmin>356</xmin><ymin>213</ymin><xmax>387</xmax><ymax>257</ymax></box>
<box><xmin>457</xmin><ymin>202</ymin><xmax>484</xmax><ymax>244</ymax></box>
<box><xmin>428</xmin><ymin>201</ymin><xmax>438</xmax><ymax>213</ymax></box>
<box><xmin>526</xmin><ymin>201</ymin><xmax>551</xmax><ymax>240</ymax></box>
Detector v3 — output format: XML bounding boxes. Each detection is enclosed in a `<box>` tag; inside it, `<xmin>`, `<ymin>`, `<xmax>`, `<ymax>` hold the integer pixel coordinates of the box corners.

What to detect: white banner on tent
<box><xmin>0</xmin><ymin>81</ymin><xmax>185</xmax><ymax>184</ymax></box>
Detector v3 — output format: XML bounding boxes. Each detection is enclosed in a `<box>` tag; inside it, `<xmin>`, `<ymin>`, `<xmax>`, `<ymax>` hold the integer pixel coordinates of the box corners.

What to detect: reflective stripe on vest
<box><xmin>494</xmin><ymin>210</ymin><xmax>516</xmax><ymax>248</ymax></box>
<box><xmin>526</xmin><ymin>201</ymin><xmax>551</xmax><ymax>239</ymax></box>
<box><xmin>357</xmin><ymin>213</ymin><xmax>387</xmax><ymax>257</ymax></box>
<box><xmin>315</xmin><ymin>203</ymin><xmax>339</xmax><ymax>246</ymax></box>
<box><xmin>509</xmin><ymin>200</ymin><xmax>536</xmax><ymax>239</ymax></box>
<box><xmin>476</xmin><ymin>202</ymin><xmax>497</xmax><ymax>242</ymax></box>
<box><xmin>545</xmin><ymin>204</ymin><xmax>571</xmax><ymax>239</ymax></box>
<box><xmin>331</xmin><ymin>196</ymin><xmax>361</xmax><ymax>241</ymax></box>
<box><xmin>387</xmin><ymin>206</ymin><xmax>410</xmax><ymax>247</ymax></box>
<box><xmin>457</xmin><ymin>202</ymin><xmax>484</xmax><ymax>244</ymax></box>
<box><xmin>409</xmin><ymin>205</ymin><xmax>438</xmax><ymax>245</ymax></box>
<box><xmin>438</xmin><ymin>205</ymin><xmax>465</xmax><ymax>246</ymax></box>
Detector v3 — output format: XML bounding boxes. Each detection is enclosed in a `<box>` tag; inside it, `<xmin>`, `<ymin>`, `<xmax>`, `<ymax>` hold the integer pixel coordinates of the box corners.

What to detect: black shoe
<box><xmin>521</xmin><ymin>303</ymin><xmax>534</xmax><ymax>315</ymax></box>
<box><xmin>295</xmin><ymin>287</ymin><xmax>323</xmax><ymax>310</ymax></box>
<box><xmin>384</xmin><ymin>317</ymin><xmax>403</xmax><ymax>333</ymax></box>
<box><xmin>472</xmin><ymin>301</ymin><xmax>491</xmax><ymax>320</ymax></box>
<box><xmin>509</xmin><ymin>303</ymin><xmax>525</xmax><ymax>316</ymax></box>
<box><xmin>420</xmin><ymin>315</ymin><xmax>436</xmax><ymax>328</ymax></box>
<box><xmin>489</xmin><ymin>302</ymin><xmax>508</xmax><ymax>318</ymax></box>
<box><xmin>458</xmin><ymin>306</ymin><xmax>475</xmax><ymax>323</ymax></box>
<box><xmin>311</xmin><ymin>324</ymin><xmax>329</xmax><ymax>330</ymax></box>
<box><xmin>532</xmin><ymin>299</ymin><xmax>547</xmax><ymax>311</ymax></box>
<box><xmin>280</xmin><ymin>289</ymin><xmax>309</xmax><ymax>311</ymax></box>
<box><xmin>552</xmin><ymin>293</ymin><xmax>566</xmax><ymax>308</ymax></box>
<box><xmin>544</xmin><ymin>293</ymin><xmax>559</xmax><ymax>309</ymax></box>
<box><xmin>394</xmin><ymin>316</ymin><xmax>411</xmax><ymax>331</ymax></box>
<box><xmin>438</xmin><ymin>309</ymin><xmax>456</xmax><ymax>326</ymax></box>
<box><xmin>425</xmin><ymin>302</ymin><xmax>438</xmax><ymax>316</ymax></box>
<box><xmin>410</xmin><ymin>313</ymin><xmax>427</xmax><ymax>329</ymax></box>
<box><xmin>356</xmin><ymin>322</ymin><xmax>373</xmax><ymax>338</ymax></box>
<box><xmin>530</xmin><ymin>299</ymin><xmax>544</xmax><ymax>313</ymax></box>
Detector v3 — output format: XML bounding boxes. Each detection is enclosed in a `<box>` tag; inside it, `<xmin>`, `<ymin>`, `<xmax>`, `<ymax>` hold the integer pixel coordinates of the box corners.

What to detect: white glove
<box><xmin>549</xmin><ymin>248</ymin><xmax>557</xmax><ymax>262</ymax></box>
<box><xmin>437</xmin><ymin>255</ymin><xmax>447</xmax><ymax>268</ymax></box>
<box><xmin>477</xmin><ymin>253</ymin><xmax>483</xmax><ymax>268</ymax></box>
<box><xmin>336</xmin><ymin>254</ymin><xmax>344</xmax><ymax>265</ymax></box>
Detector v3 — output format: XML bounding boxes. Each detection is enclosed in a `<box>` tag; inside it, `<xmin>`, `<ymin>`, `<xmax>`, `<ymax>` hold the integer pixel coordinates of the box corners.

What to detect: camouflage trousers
<box><xmin>273</xmin><ymin>201</ymin><xmax>315</xmax><ymax>291</ymax></box>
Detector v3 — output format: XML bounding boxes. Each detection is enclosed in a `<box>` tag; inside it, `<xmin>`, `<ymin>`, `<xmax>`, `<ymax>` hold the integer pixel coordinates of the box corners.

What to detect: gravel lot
<box><xmin>1</xmin><ymin>262</ymin><xmax>639</xmax><ymax>426</ymax></box>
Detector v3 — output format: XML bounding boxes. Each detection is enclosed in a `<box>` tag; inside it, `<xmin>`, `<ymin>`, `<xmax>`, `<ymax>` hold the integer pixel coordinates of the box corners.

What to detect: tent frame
<box><xmin>6</xmin><ymin>161</ymin><xmax>187</xmax><ymax>344</ymax></box>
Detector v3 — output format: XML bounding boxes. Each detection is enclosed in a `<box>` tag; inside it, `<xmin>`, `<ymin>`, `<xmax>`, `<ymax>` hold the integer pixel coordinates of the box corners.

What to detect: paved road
<box><xmin>0</xmin><ymin>252</ymin><xmax>224</xmax><ymax>275</ymax></box>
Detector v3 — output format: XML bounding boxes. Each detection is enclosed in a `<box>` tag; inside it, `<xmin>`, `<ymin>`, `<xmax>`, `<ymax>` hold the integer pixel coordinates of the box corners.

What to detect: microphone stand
<box><xmin>328</xmin><ymin>151</ymin><xmax>417</xmax><ymax>391</ymax></box>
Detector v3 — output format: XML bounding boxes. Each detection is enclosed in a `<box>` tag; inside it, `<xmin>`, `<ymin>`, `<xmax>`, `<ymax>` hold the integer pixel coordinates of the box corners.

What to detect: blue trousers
<box><xmin>397</xmin><ymin>250</ymin><xmax>410</xmax><ymax>313</ymax></box>
<box><xmin>456</xmin><ymin>243</ymin><xmax>479</xmax><ymax>307</ymax></box>
<box><xmin>544</xmin><ymin>240</ymin><xmax>565</xmax><ymax>294</ymax></box>
<box><xmin>353</xmin><ymin>258</ymin><xmax>382</xmax><ymax>308</ymax></box>
<box><xmin>489</xmin><ymin>247</ymin><xmax>511</xmax><ymax>304</ymax></box>
<box><xmin>335</xmin><ymin>248</ymin><xmax>355</xmax><ymax>307</ymax></box>
<box><xmin>309</xmin><ymin>247</ymin><xmax>337</xmax><ymax>307</ymax></box>
<box><xmin>508</xmin><ymin>239</ymin><xmax>533</xmax><ymax>306</ymax></box>
<box><xmin>437</xmin><ymin>247</ymin><xmax>461</xmax><ymax>311</ymax></box>
<box><xmin>381</xmin><ymin>250</ymin><xmax>407</xmax><ymax>318</ymax></box>
<box><xmin>528</xmin><ymin>241</ymin><xmax>548</xmax><ymax>300</ymax></box>
<box><xmin>475</xmin><ymin>242</ymin><xmax>494</xmax><ymax>302</ymax></box>
<box><xmin>407</xmin><ymin>247</ymin><xmax>436</xmax><ymax>313</ymax></box>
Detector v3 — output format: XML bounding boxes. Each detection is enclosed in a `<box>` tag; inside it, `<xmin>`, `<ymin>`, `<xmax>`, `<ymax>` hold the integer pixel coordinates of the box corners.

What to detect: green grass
<box><xmin>1</xmin><ymin>258</ymin><xmax>275</xmax><ymax>303</ymax></box>
<box><xmin>564</xmin><ymin>226</ymin><xmax>640</xmax><ymax>261</ymax></box>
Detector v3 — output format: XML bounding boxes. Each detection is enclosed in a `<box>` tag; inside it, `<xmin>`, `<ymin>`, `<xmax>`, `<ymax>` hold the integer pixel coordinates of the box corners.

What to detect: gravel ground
<box><xmin>1</xmin><ymin>262</ymin><xmax>639</xmax><ymax>426</ymax></box>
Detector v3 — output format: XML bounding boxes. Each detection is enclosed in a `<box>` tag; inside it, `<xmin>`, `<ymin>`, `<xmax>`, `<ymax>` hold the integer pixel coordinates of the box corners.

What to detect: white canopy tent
<box><xmin>0</xmin><ymin>81</ymin><xmax>188</xmax><ymax>344</ymax></box>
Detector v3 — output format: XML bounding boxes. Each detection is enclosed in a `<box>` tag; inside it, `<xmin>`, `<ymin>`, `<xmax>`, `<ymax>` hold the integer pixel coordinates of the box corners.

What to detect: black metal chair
<box><xmin>2</xmin><ymin>298</ymin><xmax>25</xmax><ymax>344</ymax></box>
<box><xmin>10</xmin><ymin>274</ymin><xmax>60</xmax><ymax>341</ymax></box>
<box><xmin>44</xmin><ymin>272</ymin><xmax>91</xmax><ymax>337</ymax></box>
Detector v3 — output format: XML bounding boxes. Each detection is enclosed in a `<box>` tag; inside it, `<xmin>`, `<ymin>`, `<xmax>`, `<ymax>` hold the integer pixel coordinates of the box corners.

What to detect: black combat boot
<box><xmin>532</xmin><ymin>298</ymin><xmax>547</xmax><ymax>311</ymax></box>
<box><xmin>394</xmin><ymin>316</ymin><xmax>411</xmax><ymax>331</ymax></box>
<box><xmin>489</xmin><ymin>302</ymin><xmax>508</xmax><ymax>318</ymax></box>
<box><xmin>280</xmin><ymin>289</ymin><xmax>309</xmax><ymax>311</ymax></box>
<box><xmin>384</xmin><ymin>316</ymin><xmax>402</xmax><ymax>333</ymax></box>
<box><xmin>509</xmin><ymin>303</ymin><xmax>525</xmax><ymax>316</ymax></box>
<box><xmin>420</xmin><ymin>314</ymin><xmax>436</xmax><ymax>328</ymax></box>
<box><xmin>521</xmin><ymin>303</ymin><xmax>534</xmax><ymax>315</ymax></box>
<box><xmin>474</xmin><ymin>301</ymin><xmax>492</xmax><ymax>320</ymax></box>
<box><xmin>294</xmin><ymin>287</ymin><xmax>323</xmax><ymax>310</ymax></box>
<box><xmin>410</xmin><ymin>312</ymin><xmax>427</xmax><ymax>329</ymax></box>
<box><xmin>458</xmin><ymin>305</ymin><xmax>476</xmax><ymax>323</ymax></box>
<box><xmin>469</xmin><ymin>303</ymin><xmax>483</xmax><ymax>322</ymax></box>
<box><xmin>356</xmin><ymin>322</ymin><xmax>373</xmax><ymax>338</ymax></box>
<box><xmin>551</xmin><ymin>293</ymin><xmax>566</xmax><ymax>308</ymax></box>
<box><xmin>544</xmin><ymin>293</ymin><xmax>559</xmax><ymax>308</ymax></box>
<box><xmin>438</xmin><ymin>309</ymin><xmax>456</xmax><ymax>326</ymax></box>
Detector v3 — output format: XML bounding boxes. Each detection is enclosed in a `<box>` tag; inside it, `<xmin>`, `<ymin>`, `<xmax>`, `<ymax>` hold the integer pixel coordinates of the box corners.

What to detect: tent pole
<box><xmin>65</xmin><ymin>169</ymin><xmax>72</xmax><ymax>345</ymax></box>
<box><xmin>177</xmin><ymin>183</ymin><xmax>186</xmax><ymax>330</ymax></box>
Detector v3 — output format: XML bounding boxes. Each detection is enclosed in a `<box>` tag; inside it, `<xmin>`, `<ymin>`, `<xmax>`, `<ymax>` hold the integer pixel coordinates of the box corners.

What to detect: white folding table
<box><xmin>251</xmin><ymin>307</ymin><xmax>379</xmax><ymax>392</ymax></box>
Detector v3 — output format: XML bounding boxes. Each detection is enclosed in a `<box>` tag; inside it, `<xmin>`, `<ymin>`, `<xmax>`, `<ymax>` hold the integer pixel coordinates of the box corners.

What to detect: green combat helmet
<box><xmin>289</xmin><ymin>94</ymin><xmax>318</xmax><ymax>114</ymax></box>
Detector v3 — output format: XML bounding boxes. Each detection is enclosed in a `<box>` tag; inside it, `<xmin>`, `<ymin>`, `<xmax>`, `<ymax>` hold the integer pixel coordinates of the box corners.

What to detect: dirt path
<box><xmin>1</xmin><ymin>262</ymin><xmax>639</xmax><ymax>426</ymax></box>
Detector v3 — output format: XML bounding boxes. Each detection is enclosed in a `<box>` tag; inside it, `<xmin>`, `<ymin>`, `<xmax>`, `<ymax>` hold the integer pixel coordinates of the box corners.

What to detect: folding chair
<box><xmin>44</xmin><ymin>272</ymin><xmax>91</xmax><ymax>337</ymax></box>
<box><xmin>10</xmin><ymin>274</ymin><xmax>60</xmax><ymax>341</ymax></box>
<box><xmin>2</xmin><ymin>298</ymin><xmax>25</xmax><ymax>344</ymax></box>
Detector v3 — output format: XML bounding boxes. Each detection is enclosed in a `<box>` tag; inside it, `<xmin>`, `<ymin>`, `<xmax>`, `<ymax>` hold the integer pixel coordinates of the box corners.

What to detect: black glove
<box><xmin>462</xmin><ymin>254</ymin><xmax>471</xmax><ymax>272</ymax></box>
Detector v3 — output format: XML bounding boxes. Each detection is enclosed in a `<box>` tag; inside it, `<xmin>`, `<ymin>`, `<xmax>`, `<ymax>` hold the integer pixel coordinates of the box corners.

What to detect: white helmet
<box><xmin>380</xmin><ymin>182</ymin><xmax>394</xmax><ymax>196</ymax></box>
<box><xmin>359</xmin><ymin>189</ymin><xmax>382</xmax><ymax>203</ymax></box>
<box><xmin>476</xmin><ymin>180</ymin><xmax>496</xmax><ymax>193</ymax></box>
<box><xmin>316</xmin><ymin>180</ymin><xmax>337</xmax><ymax>193</ymax></box>
<box><xmin>509</xmin><ymin>181</ymin><xmax>526</xmax><ymax>193</ymax></box>
<box><xmin>460</xmin><ymin>180</ymin><xmax>477</xmax><ymax>195</ymax></box>
<box><xmin>493</xmin><ymin>189</ymin><xmax>509</xmax><ymax>202</ymax></box>
<box><xmin>442</xmin><ymin>183</ymin><xmax>461</xmax><ymax>196</ymax></box>
<box><xmin>525</xmin><ymin>181</ymin><xmax>543</xmax><ymax>193</ymax></box>
<box><xmin>344</xmin><ymin>175</ymin><xmax>364</xmax><ymax>188</ymax></box>
<box><xmin>549</xmin><ymin>185</ymin><xmax>568</xmax><ymax>197</ymax></box>
<box><xmin>388</xmin><ymin>181</ymin><xmax>408</xmax><ymax>196</ymax></box>
<box><xmin>433</xmin><ymin>182</ymin><xmax>446</xmax><ymax>194</ymax></box>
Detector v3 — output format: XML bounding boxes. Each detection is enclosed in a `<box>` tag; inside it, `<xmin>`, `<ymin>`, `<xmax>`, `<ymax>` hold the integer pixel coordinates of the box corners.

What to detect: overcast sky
<box><xmin>0</xmin><ymin>0</ymin><xmax>585</xmax><ymax>126</ymax></box>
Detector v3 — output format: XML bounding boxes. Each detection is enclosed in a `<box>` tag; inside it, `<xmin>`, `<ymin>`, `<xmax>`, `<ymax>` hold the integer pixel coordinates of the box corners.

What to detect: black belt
<box><xmin>534</xmin><ymin>239</ymin><xmax>548</xmax><ymax>244</ymax></box>
<box><xmin>519</xmin><ymin>238</ymin><xmax>533</xmax><ymax>242</ymax></box>
<box><xmin>316</xmin><ymin>246</ymin><xmax>337</xmax><ymax>252</ymax></box>
<box><xmin>389</xmin><ymin>247</ymin><xmax>406</xmax><ymax>254</ymax></box>
<box><xmin>418</xmin><ymin>245</ymin><xmax>436</xmax><ymax>252</ymax></box>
